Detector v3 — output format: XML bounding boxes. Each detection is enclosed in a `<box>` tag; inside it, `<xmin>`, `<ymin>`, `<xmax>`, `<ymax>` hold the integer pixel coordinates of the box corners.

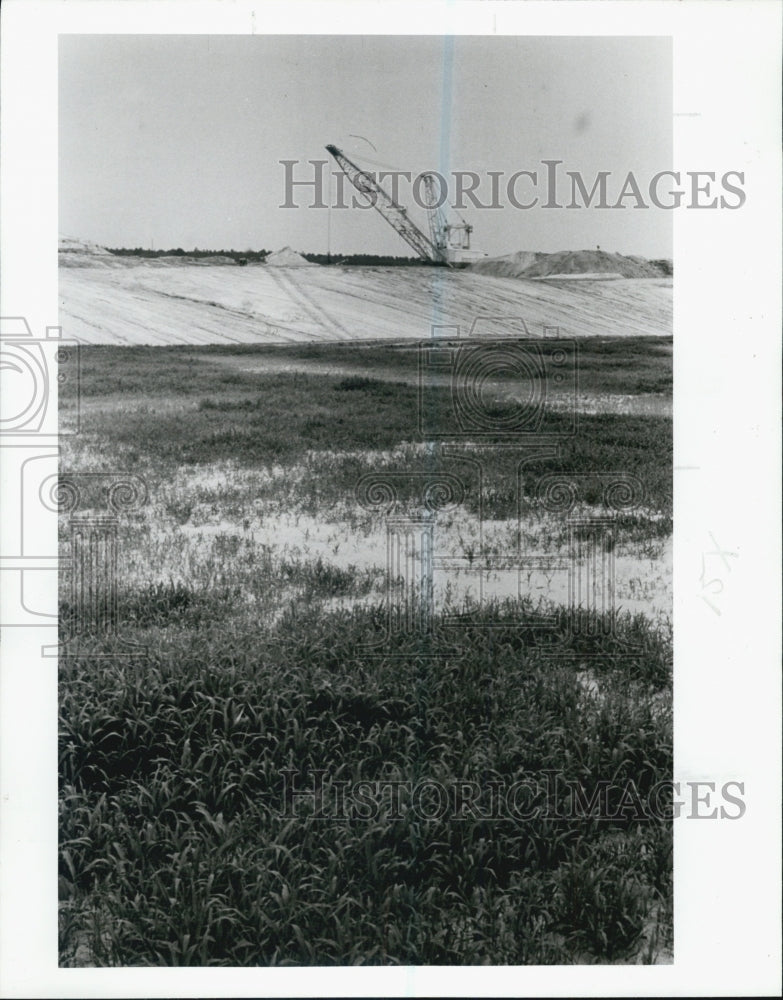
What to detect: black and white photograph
<box><xmin>0</xmin><ymin>0</ymin><xmax>780</xmax><ymax>995</ymax></box>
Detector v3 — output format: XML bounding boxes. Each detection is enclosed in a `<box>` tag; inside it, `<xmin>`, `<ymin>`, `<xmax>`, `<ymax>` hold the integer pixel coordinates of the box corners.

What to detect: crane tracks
<box><xmin>266</xmin><ymin>267</ymin><xmax>353</xmax><ymax>341</ymax></box>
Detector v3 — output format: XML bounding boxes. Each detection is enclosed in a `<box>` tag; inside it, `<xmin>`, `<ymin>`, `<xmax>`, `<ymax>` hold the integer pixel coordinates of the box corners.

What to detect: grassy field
<box><xmin>59</xmin><ymin>337</ymin><xmax>673</xmax><ymax>965</ymax></box>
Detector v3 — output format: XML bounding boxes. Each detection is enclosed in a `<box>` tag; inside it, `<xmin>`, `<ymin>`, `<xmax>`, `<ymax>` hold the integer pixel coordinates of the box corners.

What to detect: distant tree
<box><xmin>302</xmin><ymin>252</ymin><xmax>429</xmax><ymax>266</ymax></box>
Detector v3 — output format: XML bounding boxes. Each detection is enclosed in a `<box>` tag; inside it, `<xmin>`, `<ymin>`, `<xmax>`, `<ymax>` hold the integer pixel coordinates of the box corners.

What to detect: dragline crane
<box><xmin>326</xmin><ymin>144</ymin><xmax>486</xmax><ymax>266</ymax></box>
<box><xmin>325</xmin><ymin>144</ymin><xmax>447</xmax><ymax>264</ymax></box>
<box><xmin>421</xmin><ymin>174</ymin><xmax>482</xmax><ymax>266</ymax></box>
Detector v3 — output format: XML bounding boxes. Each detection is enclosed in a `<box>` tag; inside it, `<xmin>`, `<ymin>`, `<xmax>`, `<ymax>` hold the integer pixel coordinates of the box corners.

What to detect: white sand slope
<box><xmin>59</xmin><ymin>244</ymin><xmax>672</xmax><ymax>346</ymax></box>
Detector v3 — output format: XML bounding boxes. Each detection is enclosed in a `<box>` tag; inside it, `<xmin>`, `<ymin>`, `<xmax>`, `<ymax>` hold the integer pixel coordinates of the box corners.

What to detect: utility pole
<box><xmin>327</xmin><ymin>195</ymin><xmax>331</xmax><ymax>265</ymax></box>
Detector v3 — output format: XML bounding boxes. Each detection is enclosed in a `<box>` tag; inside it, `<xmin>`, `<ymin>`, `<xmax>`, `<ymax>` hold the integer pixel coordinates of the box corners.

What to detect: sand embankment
<box><xmin>59</xmin><ymin>239</ymin><xmax>672</xmax><ymax>345</ymax></box>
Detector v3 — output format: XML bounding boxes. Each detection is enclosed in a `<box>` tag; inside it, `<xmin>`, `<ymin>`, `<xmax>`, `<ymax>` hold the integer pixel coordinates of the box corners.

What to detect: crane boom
<box><xmin>325</xmin><ymin>144</ymin><xmax>447</xmax><ymax>264</ymax></box>
<box><xmin>422</xmin><ymin>173</ymin><xmax>450</xmax><ymax>255</ymax></box>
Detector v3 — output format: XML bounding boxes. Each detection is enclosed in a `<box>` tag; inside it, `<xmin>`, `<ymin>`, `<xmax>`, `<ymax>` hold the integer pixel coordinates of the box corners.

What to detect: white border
<box><xmin>1</xmin><ymin>1</ymin><xmax>780</xmax><ymax>996</ymax></box>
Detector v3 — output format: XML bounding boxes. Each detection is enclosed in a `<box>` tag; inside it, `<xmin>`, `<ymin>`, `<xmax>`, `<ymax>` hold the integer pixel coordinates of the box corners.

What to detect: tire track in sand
<box><xmin>266</xmin><ymin>267</ymin><xmax>353</xmax><ymax>341</ymax></box>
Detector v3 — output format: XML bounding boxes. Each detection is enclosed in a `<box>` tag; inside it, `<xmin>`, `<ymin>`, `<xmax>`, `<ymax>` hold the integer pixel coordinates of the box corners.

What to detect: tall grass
<box><xmin>60</xmin><ymin>601</ymin><xmax>672</xmax><ymax>966</ymax></box>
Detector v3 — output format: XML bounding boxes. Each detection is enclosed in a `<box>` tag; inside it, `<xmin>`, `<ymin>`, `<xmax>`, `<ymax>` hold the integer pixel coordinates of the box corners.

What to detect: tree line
<box><xmin>106</xmin><ymin>248</ymin><xmax>434</xmax><ymax>266</ymax></box>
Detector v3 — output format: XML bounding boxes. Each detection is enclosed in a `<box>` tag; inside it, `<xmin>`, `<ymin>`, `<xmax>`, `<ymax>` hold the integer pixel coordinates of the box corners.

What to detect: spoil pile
<box><xmin>58</xmin><ymin>236</ymin><xmax>118</xmax><ymax>268</ymax></box>
<box><xmin>264</xmin><ymin>246</ymin><xmax>316</xmax><ymax>267</ymax></box>
<box><xmin>470</xmin><ymin>249</ymin><xmax>666</xmax><ymax>280</ymax></box>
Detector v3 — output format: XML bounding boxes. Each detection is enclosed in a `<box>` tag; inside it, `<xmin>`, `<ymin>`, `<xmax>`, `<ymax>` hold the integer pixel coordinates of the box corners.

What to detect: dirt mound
<box><xmin>264</xmin><ymin>246</ymin><xmax>316</xmax><ymax>267</ymax></box>
<box><xmin>59</xmin><ymin>236</ymin><xmax>113</xmax><ymax>256</ymax></box>
<box><xmin>58</xmin><ymin>236</ymin><xmax>117</xmax><ymax>268</ymax></box>
<box><xmin>470</xmin><ymin>249</ymin><xmax>665</xmax><ymax>280</ymax></box>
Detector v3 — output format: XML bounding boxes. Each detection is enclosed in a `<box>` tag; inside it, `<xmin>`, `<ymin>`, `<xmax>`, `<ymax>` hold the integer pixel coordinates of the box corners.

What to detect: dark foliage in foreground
<box><xmin>60</xmin><ymin>602</ymin><xmax>672</xmax><ymax>966</ymax></box>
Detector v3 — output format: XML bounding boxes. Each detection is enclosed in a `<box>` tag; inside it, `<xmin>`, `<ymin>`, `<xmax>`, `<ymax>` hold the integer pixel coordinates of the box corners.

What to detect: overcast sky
<box><xmin>60</xmin><ymin>34</ymin><xmax>672</xmax><ymax>258</ymax></box>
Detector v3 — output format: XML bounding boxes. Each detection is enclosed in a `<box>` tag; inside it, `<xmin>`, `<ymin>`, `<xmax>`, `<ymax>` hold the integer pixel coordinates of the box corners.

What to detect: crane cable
<box><xmin>348</xmin><ymin>149</ymin><xmax>472</xmax><ymax>229</ymax></box>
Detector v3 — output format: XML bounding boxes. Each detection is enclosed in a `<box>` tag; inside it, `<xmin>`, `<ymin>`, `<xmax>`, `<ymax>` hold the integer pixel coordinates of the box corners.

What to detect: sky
<box><xmin>60</xmin><ymin>35</ymin><xmax>672</xmax><ymax>259</ymax></box>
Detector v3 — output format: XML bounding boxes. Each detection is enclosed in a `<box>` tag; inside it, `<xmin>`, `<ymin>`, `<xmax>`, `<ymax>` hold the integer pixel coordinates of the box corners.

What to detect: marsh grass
<box><xmin>62</xmin><ymin>376</ymin><xmax>672</xmax><ymax>521</ymax></box>
<box><xmin>64</xmin><ymin>337</ymin><xmax>671</xmax><ymax>399</ymax></box>
<box><xmin>59</xmin><ymin>339</ymin><xmax>673</xmax><ymax>966</ymax></box>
